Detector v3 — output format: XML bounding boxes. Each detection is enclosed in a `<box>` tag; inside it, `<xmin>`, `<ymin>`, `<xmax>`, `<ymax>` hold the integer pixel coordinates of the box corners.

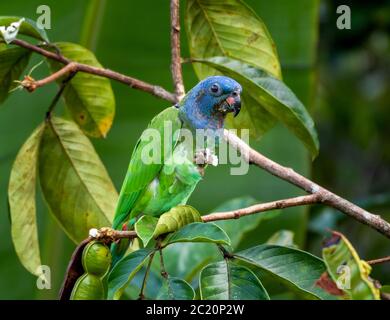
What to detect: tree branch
<box><xmin>201</xmin><ymin>194</ymin><xmax>320</xmax><ymax>222</ymax></box>
<box><xmin>367</xmin><ymin>256</ymin><xmax>390</xmax><ymax>265</ymax></box>
<box><xmin>223</xmin><ymin>129</ymin><xmax>390</xmax><ymax>238</ymax></box>
<box><xmin>12</xmin><ymin>39</ymin><xmax>177</xmax><ymax>103</ymax></box>
<box><xmin>170</xmin><ymin>0</ymin><xmax>185</xmax><ymax>101</ymax></box>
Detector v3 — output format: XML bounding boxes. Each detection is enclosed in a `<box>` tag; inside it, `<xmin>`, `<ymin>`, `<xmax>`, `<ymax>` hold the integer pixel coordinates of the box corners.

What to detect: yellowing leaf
<box><xmin>39</xmin><ymin>117</ymin><xmax>118</xmax><ymax>243</ymax></box>
<box><xmin>322</xmin><ymin>231</ymin><xmax>380</xmax><ymax>300</ymax></box>
<box><xmin>8</xmin><ymin>124</ymin><xmax>44</xmax><ymax>276</ymax></box>
<box><xmin>47</xmin><ymin>42</ymin><xmax>115</xmax><ymax>138</ymax></box>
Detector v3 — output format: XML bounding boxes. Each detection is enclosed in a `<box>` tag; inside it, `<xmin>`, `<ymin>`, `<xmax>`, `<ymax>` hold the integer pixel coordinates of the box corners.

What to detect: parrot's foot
<box><xmin>194</xmin><ymin>148</ymin><xmax>219</xmax><ymax>167</ymax></box>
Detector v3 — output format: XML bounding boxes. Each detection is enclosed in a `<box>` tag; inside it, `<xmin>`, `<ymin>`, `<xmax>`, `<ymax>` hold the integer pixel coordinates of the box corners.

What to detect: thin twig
<box><xmin>45</xmin><ymin>71</ymin><xmax>77</xmax><ymax>118</ymax></box>
<box><xmin>223</xmin><ymin>129</ymin><xmax>390</xmax><ymax>238</ymax></box>
<box><xmin>159</xmin><ymin>249</ymin><xmax>168</xmax><ymax>279</ymax></box>
<box><xmin>170</xmin><ymin>0</ymin><xmax>185</xmax><ymax>101</ymax></box>
<box><xmin>202</xmin><ymin>194</ymin><xmax>319</xmax><ymax>222</ymax></box>
<box><xmin>12</xmin><ymin>39</ymin><xmax>177</xmax><ymax>103</ymax></box>
<box><xmin>367</xmin><ymin>256</ymin><xmax>390</xmax><ymax>266</ymax></box>
<box><xmin>138</xmin><ymin>251</ymin><xmax>155</xmax><ymax>300</ymax></box>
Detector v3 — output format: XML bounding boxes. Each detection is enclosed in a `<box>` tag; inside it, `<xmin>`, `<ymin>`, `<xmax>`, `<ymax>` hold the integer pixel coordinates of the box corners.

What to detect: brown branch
<box><xmin>12</xmin><ymin>39</ymin><xmax>177</xmax><ymax>103</ymax></box>
<box><xmin>201</xmin><ymin>194</ymin><xmax>319</xmax><ymax>222</ymax></box>
<box><xmin>223</xmin><ymin>129</ymin><xmax>390</xmax><ymax>238</ymax></box>
<box><xmin>170</xmin><ymin>0</ymin><xmax>185</xmax><ymax>101</ymax></box>
<box><xmin>367</xmin><ymin>256</ymin><xmax>390</xmax><ymax>266</ymax></box>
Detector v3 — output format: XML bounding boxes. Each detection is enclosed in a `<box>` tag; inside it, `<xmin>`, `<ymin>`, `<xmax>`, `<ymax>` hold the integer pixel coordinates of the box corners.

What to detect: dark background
<box><xmin>0</xmin><ymin>0</ymin><xmax>389</xmax><ymax>299</ymax></box>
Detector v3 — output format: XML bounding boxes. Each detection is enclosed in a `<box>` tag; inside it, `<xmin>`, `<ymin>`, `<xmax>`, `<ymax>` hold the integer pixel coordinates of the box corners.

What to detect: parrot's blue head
<box><xmin>178</xmin><ymin>76</ymin><xmax>242</xmax><ymax>130</ymax></box>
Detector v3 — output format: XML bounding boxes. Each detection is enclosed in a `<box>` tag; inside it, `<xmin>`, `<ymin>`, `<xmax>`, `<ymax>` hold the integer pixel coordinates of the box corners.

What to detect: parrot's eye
<box><xmin>210</xmin><ymin>83</ymin><xmax>222</xmax><ymax>96</ymax></box>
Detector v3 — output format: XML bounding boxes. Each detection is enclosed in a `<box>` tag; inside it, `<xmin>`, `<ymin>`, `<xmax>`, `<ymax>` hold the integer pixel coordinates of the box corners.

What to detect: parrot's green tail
<box><xmin>110</xmin><ymin>218</ymin><xmax>136</xmax><ymax>268</ymax></box>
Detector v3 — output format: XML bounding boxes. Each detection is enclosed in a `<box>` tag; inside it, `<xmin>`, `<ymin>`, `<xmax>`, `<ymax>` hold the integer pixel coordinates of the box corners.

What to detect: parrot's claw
<box><xmin>194</xmin><ymin>148</ymin><xmax>219</xmax><ymax>167</ymax></box>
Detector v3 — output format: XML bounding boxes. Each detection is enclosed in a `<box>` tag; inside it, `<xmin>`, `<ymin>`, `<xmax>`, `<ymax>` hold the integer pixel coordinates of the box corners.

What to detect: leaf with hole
<box><xmin>0</xmin><ymin>16</ymin><xmax>49</xmax><ymax>42</ymax></box>
<box><xmin>322</xmin><ymin>231</ymin><xmax>380</xmax><ymax>300</ymax></box>
<box><xmin>200</xmin><ymin>260</ymin><xmax>269</xmax><ymax>300</ymax></box>
<box><xmin>108</xmin><ymin>249</ymin><xmax>154</xmax><ymax>300</ymax></box>
<box><xmin>8</xmin><ymin>124</ymin><xmax>44</xmax><ymax>276</ymax></box>
<box><xmin>0</xmin><ymin>44</ymin><xmax>31</xmax><ymax>103</ymax></box>
<box><xmin>152</xmin><ymin>205</ymin><xmax>202</xmax><ymax>238</ymax></box>
<box><xmin>38</xmin><ymin>117</ymin><xmax>117</xmax><ymax>243</ymax></box>
<box><xmin>162</xmin><ymin>222</ymin><xmax>231</xmax><ymax>247</ymax></box>
<box><xmin>47</xmin><ymin>42</ymin><xmax>115</xmax><ymax>138</ymax></box>
<box><xmin>235</xmin><ymin>244</ymin><xmax>328</xmax><ymax>299</ymax></box>
<box><xmin>157</xmin><ymin>276</ymin><xmax>195</xmax><ymax>300</ymax></box>
<box><xmin>194</xmin><ymin>57</ymin><xmax>319</xmax><ymax>157</ymax></box>
<box><xmin>185</xmin><ymin>0</ymin><xmax>281</xmax><ymax>79</ymax></box>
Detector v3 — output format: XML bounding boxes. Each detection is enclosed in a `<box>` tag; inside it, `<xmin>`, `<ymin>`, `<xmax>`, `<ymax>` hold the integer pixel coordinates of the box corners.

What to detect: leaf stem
<box><xmin>138</xmin><ymin>251</ymin><xmax>155</xmax><ymax>300</ymax></box>
<box><xmin>45</xmin><ymin>71</ymin><xmax>77</xmax><ymax>119</ymax></box>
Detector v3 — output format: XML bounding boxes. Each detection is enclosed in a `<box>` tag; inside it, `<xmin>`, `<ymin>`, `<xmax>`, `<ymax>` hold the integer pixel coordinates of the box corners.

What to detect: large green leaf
<box><xmin>322</xmin><ymin>231</ymin><xmax>380</xmax><ymax>300</ymax></box>
<box><xmin>47</xmin><ymin>42</ymin><xmax>115</xmax><ymax>138</ymax></box>
<box><xmin>200</xmin><ymin>260</ymin><xmax>269</xmax><ymax>300</ymax></box>
<box><xmin>0</xmin><ymin>16</ymin><xmax>49</xmax><ymax>42</ymax></box>
<box><xmin>38</xmin><ymin>117</ymin><xmax>117</xmax><ymax>243</ymax></box>
<box><xmin>157</xmin><ymin>276</ymin><xmax>195</xmax><ymax>300</ymax></box>
<box><xmin>8</xmin><ymin>124</ymin><xmax>44</xmax><ymax>276</ymax></box>
<box><xmin>0</xmin><ymin>44</ymin><xmax>31</xmax><ymax>103</ymax></box>
<box><xmin>162</xmin><ymin>222</ymin><xmax>231</xmax><ymax>247</ymax></box>
<box><xmin>153</xmin><ymin>205</ymin><xmax>202</xmax><ymax>238</ymax></box>
<box><xmin>235</xmin><ymin>244</ymin><xmax>328</xmax><ymax>299</ymax></box>
<box><xmin>213</xmin><ymin>196</ymin><xmax>280</xmax><ymax>249</ymax></box>
<box><xmin>185</xmin><ymin>0</ymin><xmax>281</xmax><ymax>79</ymax></box>
<box><xmin>108</xmin><ymin>249</ymin><xmax>153</xmax><ymax>300</ymax></box>
<box><xmin>194</xmin><ymin>57</ymin><xmax>319</xmax><ymax>157</ymax></box>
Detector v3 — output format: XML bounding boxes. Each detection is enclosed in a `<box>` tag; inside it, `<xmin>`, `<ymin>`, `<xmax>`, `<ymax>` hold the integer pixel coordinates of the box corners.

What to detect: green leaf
<box><xmin>134</xmin><ymin>215</ymin><xmax>158</xmax><ymax>247</ymax></box>
<box><xmin>194</xmin><ymin>57</ymin><xmax>319</xmax><ymax>157</ymax></box>
<box><xmin>47</xmin><ymin>42</ymin><xmax>115</xmax><ymax>138</ymax></box>
<box><xmin>163</xmin><ymin>242</ymin><xmax>220</xmax><ymax>283</ymax></box>
<box><xmin>153</xmin><ymin>205</ymin><xmax>202</xmax><ymax>238</ymax></box>
<box><xmin>266</xmin><ymin>230</ymin><xmax>297</xmax><ymax>248</ymax></box>
<box><xmin>200</xmin><ymin>260</ymin><xmax>269</xmax><ymax>300</ymax></box>
<box><xmin>38</xmin><ymin>117</ymin><xmax>118</xmax><ymax>243</ymax></box>
<box><xmin>235</xmin><ymin>244</ymin><xmax>328</xmax><ymax>299</ymax></box>
<box><xmin>8</xmin><ymin>124</ymin><xmax>44</xmax><ymax>276</ymax></box>
<box><xmin>322</xmin><ymin>231</ymin><xmax>380</xmax><ymax>300</ymax></box>
<box><xmin>108</xmin><ymin>249</ymin><xmax>153</xmax><ymax>300</ymax></box>
<box><xmin>185</xmin><ymin>0</ymin><xmax>281</xmax><ymax>79</ymax></box>
<box><xmin>0</xmin><ymin>44</ymin><xmax>31</xmax><ymax>103</ymax></box>
<box><xmin>213</xmin><ymin>196</ymin><xmax>280</xmax><ymax>249</ymax></box>
<box><xmin>157</xmin><ymin>276</ymin><xmax>195</xmax><ymax>300</ymax></box>
<box><xmin>162</xmin><ymin>222</ymin><xmax>231</xmax><ymax>247</ymax></box>
<box><xmin>0</xmin><ymin>16</ymin><xmax>49</xmax><ymax>42</ymax></box>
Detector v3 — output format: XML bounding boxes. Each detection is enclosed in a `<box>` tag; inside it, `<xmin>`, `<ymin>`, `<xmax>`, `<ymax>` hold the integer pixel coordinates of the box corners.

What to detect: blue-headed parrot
<box><xmin>111</xmin><ymin>76</ymin><xmax>242</xmax><ymax>264</ymax></box>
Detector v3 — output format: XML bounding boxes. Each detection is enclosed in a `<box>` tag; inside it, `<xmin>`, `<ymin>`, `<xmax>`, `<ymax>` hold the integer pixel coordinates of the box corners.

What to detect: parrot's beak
<box><xmin>225</xmin><ymin>92</ymin><xmax>241</xmax><ymax>117</ymax></box>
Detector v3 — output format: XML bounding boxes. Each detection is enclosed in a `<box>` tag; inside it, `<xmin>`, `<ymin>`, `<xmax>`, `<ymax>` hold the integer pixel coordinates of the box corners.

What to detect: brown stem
<box><xmin>201</xmin><ymin>194</ymin><xmax>319</xmax><ymax>222</ymax></box>
<box><xmin>138</xmin><ymin>251</ymin><xmax>155</xmax><ymax>300</ymax></box>
<box><xmin>12</xmin><ymin>39</ymin><xmax>177</xmax><ymax>103</ymax></box>
<box><xmin>367</xmin><ymin>256</ymin><xmax>390</xmax><ymax>265</ymax></box>
<box><xmin>170</xmin><ymin>0</ymin><xmax>185</xmax><ymax>101</ymax></box>
<box><xmin>223</xmin><ymin>129</ymin><xmax>390</xmax><ymax>238</ymax></box>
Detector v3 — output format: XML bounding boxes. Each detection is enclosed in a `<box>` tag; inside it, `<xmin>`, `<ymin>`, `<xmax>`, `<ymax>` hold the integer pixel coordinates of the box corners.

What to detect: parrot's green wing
<box><xmin>112</xmin><ymin>107</ymin><xmax>182</xmax><ymax>229</ymax></box>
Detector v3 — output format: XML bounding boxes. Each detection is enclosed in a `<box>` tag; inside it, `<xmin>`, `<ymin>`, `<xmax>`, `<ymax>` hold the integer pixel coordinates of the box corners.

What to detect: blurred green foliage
<box><xmin>0</xmin><ymin>0</ymin><xmax>388</xmax><ymax>299</ymax></box>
